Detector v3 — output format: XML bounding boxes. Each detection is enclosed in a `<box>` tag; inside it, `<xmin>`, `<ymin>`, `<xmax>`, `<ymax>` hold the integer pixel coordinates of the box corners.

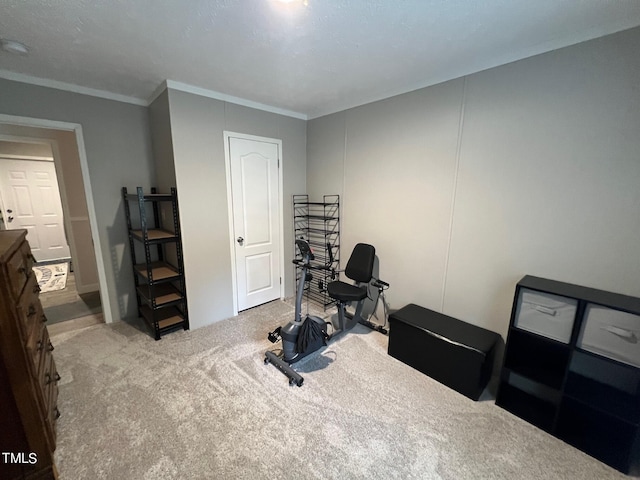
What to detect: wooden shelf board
<box><xmin>140</xmin><ymin>305</ymin><xmax>185</xmax><ymax>330</ymax></box>
<box><xmin>134</xmin><ymin>262</ymin><xmax>179</xmax><ymax>281</ymax></box>
<box><xmin>132</xmin><ymin>229</ymin><xmax>177</xmax><ymax>241</ymax></box>
<box><xmin>137</xmin><ymin>284</ymin><xmax>183</xmax><ymax>306</ymax></box>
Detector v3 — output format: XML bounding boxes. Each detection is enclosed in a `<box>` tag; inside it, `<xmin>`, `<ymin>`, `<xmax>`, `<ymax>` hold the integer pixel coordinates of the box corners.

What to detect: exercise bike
<box><xmin>264</xmin><ymin>238</ymin><xmax>389</xmax><ymax>386</ymax></box>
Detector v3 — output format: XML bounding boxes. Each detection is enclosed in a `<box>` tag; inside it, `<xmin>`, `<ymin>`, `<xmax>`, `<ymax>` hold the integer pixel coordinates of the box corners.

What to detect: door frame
<box><xmin>0</xmin><ymin>113</ymin><xmax>113</xmax><ymax>324</ymax></box>
<box><xmin>223</xmin><ymin>131</ymin><xmax>285</xmax><ymax>316</ymax></box>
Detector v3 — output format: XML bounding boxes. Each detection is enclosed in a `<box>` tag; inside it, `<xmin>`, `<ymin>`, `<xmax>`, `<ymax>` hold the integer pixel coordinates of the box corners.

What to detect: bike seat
<box><xmin>327</xmin><ymin>243</ymin><xmax>375</xmax><ymax>303</ymax></box>
<box><xmin>327</xmin><ymin>281</ymin><xmax>368</xmax><ymax>302</ymax></box>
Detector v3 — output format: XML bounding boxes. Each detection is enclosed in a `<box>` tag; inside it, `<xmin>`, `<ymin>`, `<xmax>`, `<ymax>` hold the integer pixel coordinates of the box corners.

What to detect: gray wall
<box><xmin>307</xmin><ymin>26</ymin><xmax>640</xmax><ymax>339</ymax></box>
<box><xmin>157</xmin><ymin>88</ymin><xmax>307</xmax><ymax>329</ymax></box>
<box><xmin>149</xmin><ymin>90</ymin><xmax>176</xmax><ymax>192</ymax></box>
<box><xmin>0</xmin><ymin>78</ymin><xmax>155</xmax><ymax>323</ymax></box>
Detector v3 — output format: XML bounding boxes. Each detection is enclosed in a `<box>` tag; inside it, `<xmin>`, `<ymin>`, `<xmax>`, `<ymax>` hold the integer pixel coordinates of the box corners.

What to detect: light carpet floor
<box><xmin>50</xmin><ymin>300</ymin><xmax>630</xmax><ymax>480</ymax></box>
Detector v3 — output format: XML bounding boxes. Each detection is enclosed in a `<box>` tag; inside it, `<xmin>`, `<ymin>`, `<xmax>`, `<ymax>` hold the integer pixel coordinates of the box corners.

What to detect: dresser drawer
<box><xmin>47</xmin><ymin>381</ymin><xmax>60</xmax><ymax>446</ymax></box>
<box><xmin>7</xmin><ymin>240</ymin><xmax>35</xmax><ymax>299</ymax></box>
<box><xmin>36</xmin><ymin>346</ymin><xmax>60</xmax><ymax>448</ymax></box>
<box><xmin>28</xmin><ymin>323</ymin><xmax>52</xmax><ymax>378</ymax></box>
<box><xmin>45</xmin><ymin>355</ymin><xmax>60</xmax><ymax>447</ymax></box>
<box><xmin>37</xmin><ymin>351</ymin><xmax>59</xmax><ymax>449</ymax></box>
<box><xmin>16</xmin><ymin>274</ymin><xmax>44</xmax><ymax>341</ymax></box>
<box><xmin>38</xmin><ymin>350</ymin><xmax>60</xmax><ymax>396</ymax></box>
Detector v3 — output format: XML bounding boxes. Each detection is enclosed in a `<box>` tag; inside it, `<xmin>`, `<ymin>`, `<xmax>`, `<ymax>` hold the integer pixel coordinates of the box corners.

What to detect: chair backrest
<box><xmin>345</xmin><ymin>243</ymin><xmax>375</xmax><ymax>283</ymax></box>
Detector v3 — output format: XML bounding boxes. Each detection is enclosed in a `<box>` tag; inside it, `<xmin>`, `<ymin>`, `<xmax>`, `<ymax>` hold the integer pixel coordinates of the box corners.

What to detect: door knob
<box><xmin>237</xmin><ymin>236</ymin><xmax>244</xmax><ymax>245</ymax></box>
<box><xmin>6</xmin><ymin>209</ymin><xmax>12</xmax><ymax>213</ymax></box>
<box><xmin>7</xmin><ymin>216</ymin><xmax>14</xmax><ymax>222</ymax></box>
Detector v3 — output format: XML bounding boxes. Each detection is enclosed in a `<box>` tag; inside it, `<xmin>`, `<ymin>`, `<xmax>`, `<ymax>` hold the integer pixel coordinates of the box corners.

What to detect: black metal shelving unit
<box><xmin>293</xmin><ymin>194</ymin><xmax>340</xmax><ymax>310</ymax></box>
<box><xmin>122</xmin><ymin>187</ymin><xmax>189</xmax><ymax>340</ymax></box>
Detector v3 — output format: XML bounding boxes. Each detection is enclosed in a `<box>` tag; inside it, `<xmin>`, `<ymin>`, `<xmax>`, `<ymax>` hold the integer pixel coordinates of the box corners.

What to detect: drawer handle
<box><xmin>602</xmin><ymin>325</ymin><xmax>637</xmax><ymax>342</ymax></box>
<box><xmin>47</xmin><ymin>341</ymin><xmax>54</xmax><ymax>352</ymax></box>
<box><xmin>533</xmin><ymin>305</ymin><xmax>557</xmax><ymax>316</ymax></box>
<box><xmin>37</xmin><ymin>340</ymin><xmax>43</xmax><ymax>351</ymax></box>
<box><xmin>54</xmin><ymin>407</ymin><xmax>61</xmax><ymax>420</ymax></box>
<box><xmin>45</xmin><ymin>372</ymin><xmax>61</xmax><ymax>385</ymax></box>
<box><xmin>27</xmin><ymin>305</ymin><xmax>37</xmax><ymax>317</ymax></box>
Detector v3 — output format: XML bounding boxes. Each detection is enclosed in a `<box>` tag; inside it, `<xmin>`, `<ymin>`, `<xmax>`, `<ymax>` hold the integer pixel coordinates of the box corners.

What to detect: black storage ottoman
<box><xmin>388</xmin><ymin>303</ymin><xmax>501</xmax><ymax>400</ymax></box>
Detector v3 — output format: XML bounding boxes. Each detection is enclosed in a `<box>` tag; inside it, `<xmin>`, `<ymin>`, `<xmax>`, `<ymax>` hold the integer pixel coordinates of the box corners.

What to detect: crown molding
<box><xmin>160</xmin><ymin>80</ymin><xmax>307</xmax><ymax>120</ymax></box>
<box><xmin>0</xmin><ymin>70</ymin><xmax>308</xmax><ymax>120</ymax></box>
<box><xmin>0</xmin><ymin>70</ymin><xmax>148</xmax><ymax>106</ymax></box>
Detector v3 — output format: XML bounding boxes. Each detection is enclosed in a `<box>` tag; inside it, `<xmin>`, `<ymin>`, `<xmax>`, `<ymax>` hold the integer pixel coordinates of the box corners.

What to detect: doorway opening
<box><xmin>0</xmin><ymin>122</ymin><xmax>106</xmax><ymax>327</ymax></box>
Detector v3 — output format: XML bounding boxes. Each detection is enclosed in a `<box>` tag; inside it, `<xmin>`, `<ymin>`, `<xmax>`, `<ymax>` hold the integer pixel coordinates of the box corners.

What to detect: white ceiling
<box><xmin>2</xmin><ymin>0</ymin><xmax>640</xmax><ymax>119</ymax></box>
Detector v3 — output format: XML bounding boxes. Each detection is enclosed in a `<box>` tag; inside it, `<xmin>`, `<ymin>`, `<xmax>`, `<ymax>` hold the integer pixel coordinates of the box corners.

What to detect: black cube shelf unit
<box><xmin>293</xmin><ymin>194</ymin><xmax>340</xmax><ymax>310</ymax></box>
<box><xmin>495</xmin><ymin>275</ymin><xmax>640</xmax><ymax>475</ymax></box>
<box><xmin>122</xmin><ymin>187</ymin><xmax>189</xmax><ymax>340</ymax></box>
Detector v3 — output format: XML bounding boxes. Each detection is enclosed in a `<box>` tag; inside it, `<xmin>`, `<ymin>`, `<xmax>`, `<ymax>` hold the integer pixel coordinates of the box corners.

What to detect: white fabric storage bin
<box><xmin>514</xmin><ymin>288</ymin><xmax>577</xmax><ymax>343</ymax></box>
<box><xmin>578</xmin><ymin>304</ymin><xmax>640</xmax><ymax>368</ymax></box>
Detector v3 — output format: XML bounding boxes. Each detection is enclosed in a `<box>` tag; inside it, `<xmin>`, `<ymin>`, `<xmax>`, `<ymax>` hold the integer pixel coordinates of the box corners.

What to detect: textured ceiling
<box><xmin>1</xmin><ymin>0</ymin><xmax>640</xmax><ymax>119</ymax></box>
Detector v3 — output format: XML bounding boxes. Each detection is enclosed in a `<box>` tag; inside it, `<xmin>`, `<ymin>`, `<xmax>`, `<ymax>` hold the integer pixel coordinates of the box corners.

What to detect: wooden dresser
<box><xmin>0</xmin><ymin>230</ymin><xmax>59</xmax><ymax>480</ymax></box>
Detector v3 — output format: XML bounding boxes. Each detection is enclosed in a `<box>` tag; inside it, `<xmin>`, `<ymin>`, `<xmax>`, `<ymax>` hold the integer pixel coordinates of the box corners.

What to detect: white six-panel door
<box><xmin>228</xmin><ymin>135</ymin><xmax>282</xmax><ymax>311</ymax></box>
<box><xmin>0</xmin><ymin>158</ymin><xmax>71</xmax><ymax>262</ymax></box>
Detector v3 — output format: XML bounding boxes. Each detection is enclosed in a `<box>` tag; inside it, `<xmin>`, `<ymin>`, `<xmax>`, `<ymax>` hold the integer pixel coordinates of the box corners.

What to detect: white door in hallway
<box><xmin>0</xmin><ymin>158</ymin><xmax>71</xmax><ymax>262</ymax></box>
<box><xmin>228</xmin><ymin>135</ymin><xmax>282</xmax><ymax>311</ymax></box>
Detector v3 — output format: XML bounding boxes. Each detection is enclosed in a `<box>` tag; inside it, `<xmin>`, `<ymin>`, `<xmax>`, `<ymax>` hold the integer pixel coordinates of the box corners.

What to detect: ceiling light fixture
<box><xmin>1</xmin><ymin>39</ymin><xmax>30</xmax><ymax>56</ymax></box>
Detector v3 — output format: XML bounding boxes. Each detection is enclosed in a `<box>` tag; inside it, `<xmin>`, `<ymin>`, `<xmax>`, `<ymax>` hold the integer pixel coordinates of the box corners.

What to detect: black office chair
<box><xmin>327</xmin><ymin>243</ymin><xmax>376</xmax><ymax>331</ymax></box>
